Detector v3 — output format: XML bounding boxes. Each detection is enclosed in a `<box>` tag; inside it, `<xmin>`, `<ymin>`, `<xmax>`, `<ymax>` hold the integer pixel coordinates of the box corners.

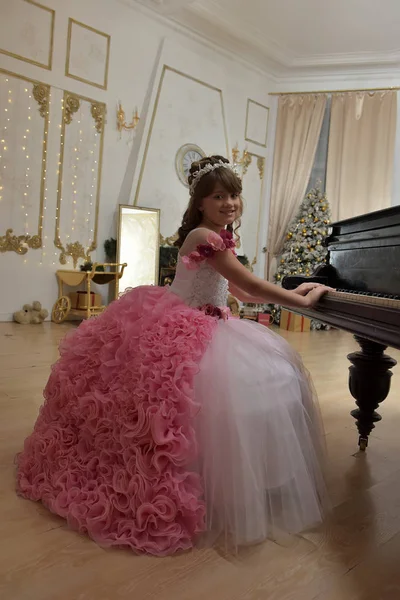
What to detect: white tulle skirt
<box><xmin>194</xmin><ymin>318</ymin><xmax>328</xmax><ymax>548</ymax></box>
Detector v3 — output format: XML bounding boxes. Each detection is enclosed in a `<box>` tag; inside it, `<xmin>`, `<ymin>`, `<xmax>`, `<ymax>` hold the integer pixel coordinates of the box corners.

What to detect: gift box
<box><xmin>69</xmin><ymin>291</ymin><xmax>101</xmax><ymax>310</ymax></box>
<box><xmin>257</xmin><ymin>313</ymin><xmax>272</xmax><ymax>327</ymax></box>
<box><xmin>280</xmin><ymin>309</ymin><xmax>310</xmax><ymax>332</ymax></box>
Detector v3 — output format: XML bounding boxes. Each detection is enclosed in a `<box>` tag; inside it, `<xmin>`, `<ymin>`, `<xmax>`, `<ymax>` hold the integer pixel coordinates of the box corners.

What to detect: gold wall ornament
<box><xmin>0</xmin><ymin>68</ymin><xmax>49</xmax><ymax>254</ymax></box>
<box><xmin>64</xmin><ymin>93</ymin><xmax>80</xmax><ymax>125</ymax></box>
<box><xmin>0</xmin><ymin>229</ymin><xmax>41</xmax><ymax>254</ymax></box>
<box><xmin>232</xmin><ymin>145</ymin><xmax>252</xmax><ymax>175</ymax></box>
<box><xmin>117</xmin><ymin>102</ymin><xmax>140</xmax><ymax>135</ymax></box>
<box><xmin>55</xmin><ymin>90</ymin><xmax>106</xmax><ymax>266</ymax></box>
<box><xmin>55</xmin><ymin>240</ymin><xmax>89</xmax><ymax>268</ymax></box>
<box><xmin>91</xmin><ymin>102</ymin><xmax>105</xmax><ymax>133</ymax></box>
<box><xmin>160</xmin><ymin>231</ymin><xmax>179</xmax><ymax>246</ymax></box>
<box><xmin>257</xmin><ymin>156</ymin><xmax>265</xmax><ymax>180</ymax></box>
<box><xmin>32</xmin><ymin>83</ymin><xmax>50</xmax><ymax>118</ymax></box>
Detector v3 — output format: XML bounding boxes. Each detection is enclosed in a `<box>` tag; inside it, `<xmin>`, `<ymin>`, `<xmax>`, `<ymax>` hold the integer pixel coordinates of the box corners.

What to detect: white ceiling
<box><xmin>135</xmin><ymin>0</ymin><xmax>400</xmax><ymax>77</ymax></box>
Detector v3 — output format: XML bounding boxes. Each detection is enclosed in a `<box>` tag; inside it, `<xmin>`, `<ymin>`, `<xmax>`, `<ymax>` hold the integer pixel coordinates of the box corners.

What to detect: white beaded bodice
<box><xmin>170</xmin><ymin>257</ymin><xmax>229</xmax><ymax>308</ymax></box>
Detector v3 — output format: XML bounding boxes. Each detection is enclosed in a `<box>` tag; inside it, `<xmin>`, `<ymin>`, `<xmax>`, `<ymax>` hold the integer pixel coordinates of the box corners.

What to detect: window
<box><xmin>307</xmin><ymin>96</ymin><xmax>331</xmax><ymax>192</ymax></box>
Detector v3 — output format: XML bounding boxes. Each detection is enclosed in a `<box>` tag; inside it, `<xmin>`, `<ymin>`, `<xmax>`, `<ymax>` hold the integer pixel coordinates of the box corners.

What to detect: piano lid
<box><xmin>324</xmin><ymin>205</ymin><xmax>400</xmax><ymax>297</ymax></box>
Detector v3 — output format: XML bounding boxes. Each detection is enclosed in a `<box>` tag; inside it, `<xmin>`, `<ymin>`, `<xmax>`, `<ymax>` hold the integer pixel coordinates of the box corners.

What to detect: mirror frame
<box><xmin>116</xmin><ymin>204</ymin><xmax>160</xmax><ymax>296</ymax></box>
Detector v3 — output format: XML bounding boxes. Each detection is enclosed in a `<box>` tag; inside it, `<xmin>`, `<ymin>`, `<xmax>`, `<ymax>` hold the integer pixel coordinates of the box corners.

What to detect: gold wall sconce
<box><xmin>232</xmin><ymin>144</ymin><xmax>252</xmax><ymax>176</ymax></box>
<box><xmin>117</xmin><ymin>102</ymin><xmax>140</xmax><ymax>134</ymax></box>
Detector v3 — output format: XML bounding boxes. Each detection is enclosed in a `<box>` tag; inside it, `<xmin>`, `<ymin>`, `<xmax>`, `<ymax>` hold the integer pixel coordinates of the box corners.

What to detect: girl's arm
<box><xmin>229</xmin><ymin>283</ymin><xmax>265</xmax><ymax>304</ymax></box>
<box><xmin>210</xmin><ymin>251</ymin><xmax>329</xmax><ymax>309</ymax></box>
<box><xmin>229</xmin><ymin>281</ymin><xmax>330</xmax><ymax>304</ymax></box>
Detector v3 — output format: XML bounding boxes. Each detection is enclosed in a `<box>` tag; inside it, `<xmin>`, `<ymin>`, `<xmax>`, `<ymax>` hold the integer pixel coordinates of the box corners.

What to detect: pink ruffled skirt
<box><xmin>16</xmin><ymin>286</ymin><xmax>327</xmax><ymax>556</ymax></box>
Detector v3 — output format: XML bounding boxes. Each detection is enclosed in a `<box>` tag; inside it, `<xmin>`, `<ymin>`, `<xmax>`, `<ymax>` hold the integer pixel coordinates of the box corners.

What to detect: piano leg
<box><xmin>348</xmin><ymin>336</ymin><xmax>397</xmax><ymax>451</ymax></box>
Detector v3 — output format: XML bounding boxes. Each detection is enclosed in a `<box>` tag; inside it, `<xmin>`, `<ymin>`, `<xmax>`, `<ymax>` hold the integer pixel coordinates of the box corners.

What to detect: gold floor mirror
<box><xmin>117</xmin><ymin>205</ymin><xmax>160</xmax><ymax>297</ymax></box>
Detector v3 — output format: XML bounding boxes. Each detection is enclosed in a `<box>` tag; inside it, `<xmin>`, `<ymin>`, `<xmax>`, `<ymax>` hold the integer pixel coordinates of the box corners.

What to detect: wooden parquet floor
<box><xmin>1</xmin><ymin>322</ymin><xmax>400</xmax><ymax>600</ymax></box>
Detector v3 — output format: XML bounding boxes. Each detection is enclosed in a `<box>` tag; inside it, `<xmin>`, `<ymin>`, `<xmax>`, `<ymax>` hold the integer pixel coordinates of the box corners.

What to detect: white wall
<box><xmin>0</xmin><ymin>0</ymin><xmax>276</xmax><ymax>320</ymax></box>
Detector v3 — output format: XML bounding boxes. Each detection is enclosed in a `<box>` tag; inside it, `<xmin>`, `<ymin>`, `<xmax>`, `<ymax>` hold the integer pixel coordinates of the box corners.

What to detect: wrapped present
<box><xmin>280</xmin><ymin>309</ymin><xmax>310</xmax><ymax>332</ymax></box>
<box><xmin>257</xmin><ymin>313</ymin><xmax>272</xmax><ymax>327</ymax></box>
<box><xmin>69</xmin><ymin>291</ymin><xmax>101</xmax><ymax>310</ymax></box>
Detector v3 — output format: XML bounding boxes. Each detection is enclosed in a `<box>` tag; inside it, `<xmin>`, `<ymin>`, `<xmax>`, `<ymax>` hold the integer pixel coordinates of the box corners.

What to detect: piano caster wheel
<box><xmin>359</xmin><ymin>437</ymin><xmax>368</xmax><ymax>452</ymax></box>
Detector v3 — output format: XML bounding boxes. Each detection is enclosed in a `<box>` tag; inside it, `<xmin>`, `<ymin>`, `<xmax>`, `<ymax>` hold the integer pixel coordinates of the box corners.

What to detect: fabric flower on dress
<box><xmin>182</xmin><ymin>230</ymin><xmax>236</xmax><ymax>270</ymax></box>
<box><xmin>220</xmin><ymin>229</ymin><xmax>236</xmax><ymax>250</ymax></box>
<box><xmin>199</xmin><ymin>304</ymin><xmax>230</xmax><ymax>321</ymax></box>
<box><xmin>181</xmin><ymin>252</ymin><xmax>203</xmax><ymax>270</ymax></box>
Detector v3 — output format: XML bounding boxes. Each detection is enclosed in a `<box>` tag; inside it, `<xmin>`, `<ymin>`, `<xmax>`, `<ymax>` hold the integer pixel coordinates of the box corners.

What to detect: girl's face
<box><xmin>200</xmin><ymin>185</ymin><xmax>241</xmax><ymax>229</ymax></box>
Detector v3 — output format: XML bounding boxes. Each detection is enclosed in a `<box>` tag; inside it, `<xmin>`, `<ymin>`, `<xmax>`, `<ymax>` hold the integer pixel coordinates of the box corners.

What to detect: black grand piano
<box><xmin>282</xmin><ymin>205</ymin><xmax>400</xmax><ymax>451</ymax></box>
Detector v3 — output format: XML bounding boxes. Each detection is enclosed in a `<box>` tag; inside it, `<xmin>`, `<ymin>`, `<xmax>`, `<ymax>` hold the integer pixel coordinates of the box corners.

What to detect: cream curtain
<box><xmin>266</xmin><ymin>94</ymin><xmax>327</xmax><ymax>279</ymax></box>
<box><xmin>327</xmin><ymin>91</ymin><xmax>397</xmax><ymax>222</ymax></box>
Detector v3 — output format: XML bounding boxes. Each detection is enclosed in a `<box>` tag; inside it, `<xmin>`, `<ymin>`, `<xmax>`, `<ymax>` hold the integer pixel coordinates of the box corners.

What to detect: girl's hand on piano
<box><xmin>303</xmin><ymin>285</ymin><xmax>333</xmax><ymax>308</ymax></box>
<box><xmin>294</xmin><ymin>282</ymin><xmax>326</xmax><ymax>296</ymax></box>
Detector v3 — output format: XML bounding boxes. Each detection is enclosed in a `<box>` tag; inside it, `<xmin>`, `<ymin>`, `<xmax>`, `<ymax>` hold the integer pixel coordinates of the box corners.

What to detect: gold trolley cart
<box><xmin>52</xmin><ymin>263</ymin><xmax>127</xmax><ymax>323</ymax></box>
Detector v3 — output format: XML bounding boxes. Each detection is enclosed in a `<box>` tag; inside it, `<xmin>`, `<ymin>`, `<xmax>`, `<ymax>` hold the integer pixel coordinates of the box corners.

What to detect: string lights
<box><xmin>88</xmin><ymin>124</ymin><xmax>98</xmax><ymax>246</ymax></box>
<box><xmin>0</xmin><ymin>75</ymin><xmax>52</xmax><ymax>265</ymax></box>
<box><xmin>40</xmin><ymin>95</ymin><xmax>50</xmax><ymax>266</ymax></box>
<box><xmin>1</xmin><ymin>79</ymin><xmax>102</xmax><ymax>268</ymax></box>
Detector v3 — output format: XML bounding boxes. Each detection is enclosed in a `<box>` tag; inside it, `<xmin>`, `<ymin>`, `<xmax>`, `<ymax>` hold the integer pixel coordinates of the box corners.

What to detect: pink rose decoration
<box><xmin>220</xmin><ymin>229</ymin><xmax>236</xmax><ymax>250</ymax></box>
<box><xmin>199</xmin><ymin>304</ymin><xmax>230</xmax><ymax>321</ymax></box>
<box><xmin>181</xmin><ymin>253</ymin><xmax>202</xmax><ymax>270</ymax></box>
<box><xmin>181</xmin><ymin>230</ymin><xmax>236</xmax><ymax>270</ymax></box>
<box><xmin>197</xmin><ymin>244</ymin><xmax>216</xmax><ymax>259</ymax></box>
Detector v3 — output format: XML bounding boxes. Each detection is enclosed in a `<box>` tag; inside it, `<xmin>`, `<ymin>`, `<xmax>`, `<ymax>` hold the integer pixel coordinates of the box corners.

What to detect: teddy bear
<box><xmin>13</xmin><ymin>301</ymin><xmax>49</xmax><ymax>324</ymax></box>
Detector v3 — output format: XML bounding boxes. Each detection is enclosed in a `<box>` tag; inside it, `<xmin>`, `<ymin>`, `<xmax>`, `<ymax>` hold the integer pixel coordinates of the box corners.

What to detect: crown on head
<box><xmin>189</xmin><ymin>160</ymin><xmax>239</xmax><ymax>196</ymax></box>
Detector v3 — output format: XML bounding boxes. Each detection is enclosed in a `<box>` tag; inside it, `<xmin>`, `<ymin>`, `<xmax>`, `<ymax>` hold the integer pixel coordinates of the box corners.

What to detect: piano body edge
<box><xmin>279</xmin><ymin>205</ymin><xmax>400</xmax><ymax>451</ymax></box>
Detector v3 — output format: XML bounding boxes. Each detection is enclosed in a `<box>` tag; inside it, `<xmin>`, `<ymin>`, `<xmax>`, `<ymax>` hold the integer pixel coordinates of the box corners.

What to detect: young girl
<box><xmin>17</xmin><ymin>155</ymin><xmax>330</xmax><ymax>556</ymax></box>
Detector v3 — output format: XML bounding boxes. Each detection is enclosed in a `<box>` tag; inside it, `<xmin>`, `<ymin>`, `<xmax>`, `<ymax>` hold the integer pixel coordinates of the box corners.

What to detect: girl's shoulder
<box><xmin>180</xmin><ymin>228</ymin><xmax>236</xmax><ymax>270</ymax></box>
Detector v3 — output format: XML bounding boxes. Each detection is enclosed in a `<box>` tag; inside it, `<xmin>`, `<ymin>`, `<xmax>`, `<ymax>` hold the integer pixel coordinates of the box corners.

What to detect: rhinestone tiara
<box><xmin>189</xmin><ymin>160</ymin><xmax>239</xmax><ymax>195</ymax></box>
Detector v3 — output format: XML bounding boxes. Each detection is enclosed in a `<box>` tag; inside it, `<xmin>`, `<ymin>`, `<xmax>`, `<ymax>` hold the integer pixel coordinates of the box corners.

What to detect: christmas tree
<box><xmin>271</xmin><ymin>186</ymin><xmax>331</xmax><ymax>329</ymax></box>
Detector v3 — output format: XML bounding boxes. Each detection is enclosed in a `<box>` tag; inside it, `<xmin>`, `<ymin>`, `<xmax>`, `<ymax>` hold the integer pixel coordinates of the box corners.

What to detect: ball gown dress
<box><xmin>16</xmin><ymin>228</ymin><xmax>327</xmax><ymax>556</ymax></box>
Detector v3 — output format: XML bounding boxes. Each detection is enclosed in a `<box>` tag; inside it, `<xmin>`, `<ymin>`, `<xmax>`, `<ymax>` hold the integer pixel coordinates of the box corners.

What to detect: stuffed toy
<box><xmin>227</xmin><ymin>293</ymin><xmax>240</xmax><ymax>317</ymax></box>
<box><xmin>13</xmin><ymin>301</ymin><xmax>48</xmax><ymax>324</ymax></box>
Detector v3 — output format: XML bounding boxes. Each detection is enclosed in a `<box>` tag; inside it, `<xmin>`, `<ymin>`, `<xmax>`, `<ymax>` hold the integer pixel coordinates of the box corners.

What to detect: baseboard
<box><xmin>0</xmin><ymin>313</ymin><xmax>13</xmax><ymax>322</ymax></box>
<box><xmin>0</xmin><ymin>314</ymin><xmax>52</xmax><ymax>323</ymax></box>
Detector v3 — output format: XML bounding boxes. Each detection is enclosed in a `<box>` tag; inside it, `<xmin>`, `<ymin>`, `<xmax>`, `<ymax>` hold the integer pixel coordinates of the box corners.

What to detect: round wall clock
<box><xmin>175</xmin><ymin>144</ymin><xmax>205</xmax><ymax>187</ymax></box>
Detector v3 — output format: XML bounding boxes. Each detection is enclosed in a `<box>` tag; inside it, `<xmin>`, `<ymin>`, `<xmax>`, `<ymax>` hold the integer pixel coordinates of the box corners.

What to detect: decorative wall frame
<box><xmin>0</xmin><ymin>68</ymin><xmax>50</xmax><ymax>254</ymax></box>
<box><xmin>242</xmin><ymin>151</ymin><xmax>266</xmax><ymax>268</ymax></box>
<box><xmin>0</xmin><ymin>0</ymin><xmax>55</xmax><ymax>71</ymax></box>
<box><xmin>65</xmin><ymin>19</ymin><xmax>111</xmax><ymax>90</ymax></box>
<box><xmin>134</xmin><ymin>65</ymin><xmax>229</xmax><ymax>206</ymax></box>
<box><xmin>134</xmin><ymin>65</ymin><xmax>229</xmax><ymax>247</ymax></box>
<box><xmin>245</xmin><ymin>99</ymin><xmax>270</xmax><ymax>148</ymax></box>
<box><xmin>54</xmin><ymin>90</ymin><xmax>106</xmax><ymax>267</ymax></box>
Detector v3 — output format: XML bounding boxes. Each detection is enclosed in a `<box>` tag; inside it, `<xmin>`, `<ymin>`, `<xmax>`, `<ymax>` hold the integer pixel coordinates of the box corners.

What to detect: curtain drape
<box><xmin>265</xmin><ymin>94</ymin><xmax>327</xmax><ymax>280</ymax></box>
<box><xmin>326</xmin><ymin>91</ymin><xmax>397</xmax><ymax>222</ymax></box>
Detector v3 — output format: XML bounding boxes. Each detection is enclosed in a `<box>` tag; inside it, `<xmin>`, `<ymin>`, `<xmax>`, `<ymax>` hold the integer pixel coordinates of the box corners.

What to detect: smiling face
<box><xmin>190</xmin><ymin>160</ymin><xmax>243</xmax><ymax>233</ymax></box>
<box><xmin>175</xmin><ymin>156</ymin><xmax>243</xmax><ymax>248</ymax></box>
<box><xmin>201</xmin><ymin>184</ymin><xmax>241</xmax><ymax>229</ymax></box>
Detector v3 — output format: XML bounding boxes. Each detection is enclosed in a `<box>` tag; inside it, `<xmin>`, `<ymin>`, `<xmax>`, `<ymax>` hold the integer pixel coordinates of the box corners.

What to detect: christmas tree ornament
<box><xmin>270</xmin><ymin>186</ymin><xmax>332</xmax><ymax>330</ymax></box>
